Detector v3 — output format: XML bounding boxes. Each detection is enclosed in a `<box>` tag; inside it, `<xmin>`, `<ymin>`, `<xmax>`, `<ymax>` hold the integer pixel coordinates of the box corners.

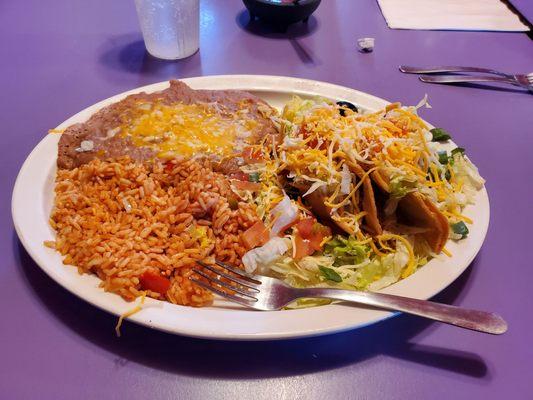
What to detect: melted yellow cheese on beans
<box><xmin>119</xmin><ymin>102</ymin><xmax>259</xmax><ymax>158</ymax></box>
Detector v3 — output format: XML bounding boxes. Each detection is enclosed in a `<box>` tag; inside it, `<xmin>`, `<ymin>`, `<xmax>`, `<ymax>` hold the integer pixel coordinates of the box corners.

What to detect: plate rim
<box><xmin>12</xmin><ymin>75</ymin><xmax>490</xmax><ymax>340</ymax></box>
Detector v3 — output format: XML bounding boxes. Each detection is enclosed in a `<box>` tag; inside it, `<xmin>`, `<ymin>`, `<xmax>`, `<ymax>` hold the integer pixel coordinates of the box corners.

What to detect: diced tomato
<box><xmin>312</xmin><ymin>222</ymin><xmax>332</xmax><ymax>237</ymax></box>
<box><xmin>294</xmin><ymin>218</ymin><xmax>331</xmax><ymax>256</ymax></box>
<box><xmin>278</xmin><ymin>218</ymin><xmax>300</xmax><ymax>236</ymax></box>
<box><xmin>164</xmin><ymin>161</ymin><xmax>175</xmax><ymax>173</ymax></box>
<box><xmin>242</xmin><ymin>146</ymin><xmax>264</xmax><ymax>163</ymax></box>
<box><xmin>231</xmin><ymin>180</ymin><xmax>262</xmax><ymax>192</ymax></box>
<box><xmin>295</xmin><ymin>218</ymin><xmax>315</xmax><ymax>238</ymax></box>
<box><xmin>299</xmin><ymin>126</ymin><xmax>326</xmax><ymax>150</ymax></box>
<box><xmin>229</xmin><ymin>171</ymin><xmax>249</xmax><ymax>181</ymax></box>
<box><xmin>310</xmin><ymin>223</ymin><xmax>331</xmax><ymax>251</ymax></box>
<box><xmin>303</xmin><ymin>130</ymin><xmax>319</xmax><ymax>149</ymax></box>
<box><xmin>299</xmin><ymin>125</ymin><xmax>309</xmax><ymax>136</ymax></box>
<box><xmin>308</xmin><ymin>138</ymin><xmax>319</xmax><ymax>148</ymax></box>
<box><xmin>140</xmin><ymin>271</ymin><xmax>171</xmax><ymax>294</ymax></box>
<box><xmin>294</xmin><ymin>234</ymin><xmax>314</xmax><ymax>259</ymax></box>
<box><xmin>308</xmin><ymin>232</ymin><xmax>326</xmax><ymax>252</ymax></box>
<box><xmin>241</xmin><ymin>220</ymin><xmax>270</xmax><ymax>250</ymax></box>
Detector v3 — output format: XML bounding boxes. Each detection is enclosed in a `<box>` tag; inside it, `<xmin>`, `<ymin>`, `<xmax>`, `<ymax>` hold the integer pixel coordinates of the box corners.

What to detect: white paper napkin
<box><xmin>377</xmin><ymin>0</ymin><xmax>529</xmax><ymax>31</ymax></box>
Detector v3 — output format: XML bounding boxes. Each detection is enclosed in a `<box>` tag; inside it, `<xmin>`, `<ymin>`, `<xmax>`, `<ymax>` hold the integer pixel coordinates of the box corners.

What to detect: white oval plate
<box><xmin>12</xmin><ymin>75</ymin><xmax>489</xmax><ymax>340</ymax></box>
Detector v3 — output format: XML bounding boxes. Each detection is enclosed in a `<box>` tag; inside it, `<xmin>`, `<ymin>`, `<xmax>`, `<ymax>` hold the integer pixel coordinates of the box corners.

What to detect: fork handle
<box><xmin>418</xmin><ymin>75</ymin><xmax>519</xmax><ymax>86</ymax></box>
<box><xmin>298</xmin><ymin>288</ymin><xmax>507</xmax><ymax>335</ymax></box>
<box><xmin>399</xmin><ymin>65</ymin><xmax>511</xmax><ymax>77</ymax></box>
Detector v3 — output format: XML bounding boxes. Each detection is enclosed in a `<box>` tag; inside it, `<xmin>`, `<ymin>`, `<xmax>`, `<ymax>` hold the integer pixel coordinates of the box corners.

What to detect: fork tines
<box><xmin>190</xmin><ymin>260</ymin><xmax>261</xmax><ymax>307</ymax></box>
<box><xmin>195</xmin><ymin>261</ymin><xmax>260</xmax><ymax>290</ymax></box>
<box><xmin>203</xmin><ymin>260</ymin><xmax>261</xmax><ymax>284</ymax></box>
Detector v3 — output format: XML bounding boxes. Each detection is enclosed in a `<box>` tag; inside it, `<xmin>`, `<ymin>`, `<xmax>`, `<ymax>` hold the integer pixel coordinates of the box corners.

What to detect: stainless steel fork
<box><xmin>191</xmin><ymin>260</ymin><xmax>507</xmax><ymax>335</ymax></box>
<box><xmin>399</xmin><ymin>65</ymin><xmax>533</xmax><ymax>90</ymax></box>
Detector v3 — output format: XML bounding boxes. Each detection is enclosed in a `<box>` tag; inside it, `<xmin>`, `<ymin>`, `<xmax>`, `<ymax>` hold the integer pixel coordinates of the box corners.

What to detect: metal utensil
<box><xmin>399</xmin><ymin>65</ymin><xmax>533</xmax><ymax>90</ymax></box>
<box><xmin>191</xmin><ymin>260</ymin><xmax>508</xmax><ymax>335</ymax></box>
<box><xmin>400</xmin><ymin>65</ymin><xmax>517</xmax><ymax>77</ymax></box>
<box><xmin>418</xmin><ymin>74</ymin><xmax>532</xmax><ymax>90</ymax></box>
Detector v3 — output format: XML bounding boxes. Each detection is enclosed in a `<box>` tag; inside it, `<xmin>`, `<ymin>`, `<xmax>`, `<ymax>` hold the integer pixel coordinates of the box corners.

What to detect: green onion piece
<box><xmin>430</xmin><ymin>128</ymin><xmax>451</xmax><ymax>142</ymax></box>
<box><xmin>451</xmin><ymin>147</ymin><xmax>465</xmax><ymax>156</ymax></box>
<box><xmin>319</xmin><ymin>266</ymin><xmax>342</xmax><ymax>283</ymax></box>
<box><xmin>445</xmin><ymin>169</ymin><xmax>451</xmax><ymax>181</ymax></box>
<box><xmin>452</xmin><ymin>221</ymin><xmax>469</xmax><ymax>239</ymax></box>
<box><xmin>248</xmin><ymin>172</ymin><xmax>260</xmax><ymax>182</ymax></box>
<box><xmin>437</xmin><ymin>151</ymin><xmax>449</xmax><ymax>165</ymax></box>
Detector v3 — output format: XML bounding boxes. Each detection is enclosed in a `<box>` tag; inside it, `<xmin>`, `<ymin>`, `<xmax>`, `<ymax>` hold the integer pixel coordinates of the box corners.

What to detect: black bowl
<box><xmin>242</xmin><ymin>0</ymin><xmax>321</xmax><ymax>26</ymax></box>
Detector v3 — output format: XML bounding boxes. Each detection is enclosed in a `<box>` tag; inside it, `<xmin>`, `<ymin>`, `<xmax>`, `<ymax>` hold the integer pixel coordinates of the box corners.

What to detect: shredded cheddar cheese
<box><xmin>115</xmin><ymin>291</ymin><xmax>146</xmax><ymax>337</ymax></box>
<box><xmin>441</xmin><ymin>247</ymin><xmax>452</xmax><ymax>257</ymax></box>
<box><xmin>238</xmin><ymin>95</ymin><xmax>483</xmax><ymax>294</ymax></box>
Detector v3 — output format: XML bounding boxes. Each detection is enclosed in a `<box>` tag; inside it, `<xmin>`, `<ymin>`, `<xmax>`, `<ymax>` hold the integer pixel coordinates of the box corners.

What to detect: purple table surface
<box><xmin>1</xmin><ymin>0</ymin><xmax>532</xmax><ymax>399</ymax></box>
<box><xmin>511</xmin><ymin>0</ymin><xmax>533</xmax><ymax>26</ymax></box>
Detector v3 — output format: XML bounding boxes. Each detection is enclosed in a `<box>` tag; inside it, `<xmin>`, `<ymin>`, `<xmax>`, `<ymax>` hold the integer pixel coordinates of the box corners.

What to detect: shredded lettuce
<box><xmin>265</xmin><ymin>237</ymin><xmax>414</xmax><ymax>294</ymax></box>
<box><xmin>282</xmin><ymin>97</ymin><xmax>316</xmax><ymax>123</ymax></box>
<box><xmin>361</xmin><ymin>247</ymin><xmax>408</xmax><ymax>290</ymax></box>
<box><xmin>323</xmin><ymin>236</ymin><xmax>369</xmax><ymax>267</ymax></box>
<box><xmin>281</xmin><ymin>96</ymin><xmax>332</xmax><ymax>125</ymax></box>
<box><xmin>451</xmin><ymin>153</ymin><xmax>485</xmax><ymax>191</ymax></box>
<box><xmin>389</xmin><ymin>175</ymin><xmax>418</xmax><ymax>198</ymax></box>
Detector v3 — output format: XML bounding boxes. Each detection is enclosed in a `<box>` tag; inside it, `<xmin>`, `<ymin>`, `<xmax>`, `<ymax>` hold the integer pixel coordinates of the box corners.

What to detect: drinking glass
<box><xmin>134</xmin><ymin>0</ymin><xmax>199</xmax><ymax>60</ymax></box>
